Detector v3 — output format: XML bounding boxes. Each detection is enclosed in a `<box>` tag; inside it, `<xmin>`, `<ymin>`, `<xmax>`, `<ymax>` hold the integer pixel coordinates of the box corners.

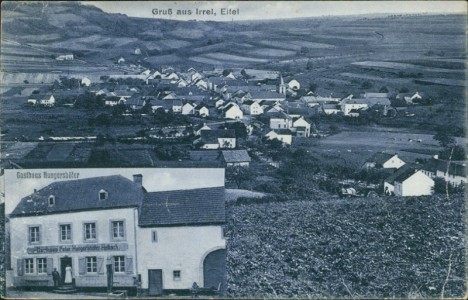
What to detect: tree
<box><xmin>306</xmin><ymin>59</ymin><xmax>313</xmax><ymax>70</ymax></box>
<box><xmin>433</xmin><ymin>131</ymin><xmax>455</xmax><ymax>148</ymax></box>
<box><xmin>308</xmin><ymin>83</ymin><xmax>317</xmax><ymax>93</ymax></box>
<box><xmin>361</xmin><ymin>81</ymin><xmax>373</xmax><ymax>89</ymax></box>
<box><xmin>439</xmin><ymin>145</ymin><xmax>466</xmax><ymax>161</ymax></box>
<box><xmin>379</xmin><ymin>86</ymin><xmax>389</xmax><ymax>93</ymax></box>
<box><xmin>399</xmin><ymin>87</ymin><xmax>409</xmax><ymax>93</ymax></box>
<box><xmin>226</xmin><ymin>166</ymin><xmax>253</xmax><ymax>189</ymax></box>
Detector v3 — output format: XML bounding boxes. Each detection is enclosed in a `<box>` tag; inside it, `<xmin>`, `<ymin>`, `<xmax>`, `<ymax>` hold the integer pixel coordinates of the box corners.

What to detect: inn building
<box><xmin>8</xmin><ymin>173</ymin><xmax>226</xmax><ymax>295</ymax></box>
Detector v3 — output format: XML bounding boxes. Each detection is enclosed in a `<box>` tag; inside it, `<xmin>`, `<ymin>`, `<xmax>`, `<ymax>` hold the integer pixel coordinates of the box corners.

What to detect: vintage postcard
<box><xmin>1</xmin><ymin>0</ymin><xmax>467</xmax><ymax>299</ymax></box>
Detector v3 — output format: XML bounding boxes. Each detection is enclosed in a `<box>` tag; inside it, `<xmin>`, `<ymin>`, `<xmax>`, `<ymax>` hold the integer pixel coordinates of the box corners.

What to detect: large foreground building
<box><xmin>8</xmin><ymin>174</ymin><xmax>226</xmax><ymax>296</ymax></box>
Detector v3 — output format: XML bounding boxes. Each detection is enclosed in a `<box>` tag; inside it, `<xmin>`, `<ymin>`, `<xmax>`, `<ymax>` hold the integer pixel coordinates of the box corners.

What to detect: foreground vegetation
<box><xmin>226</xmin><ymin>195</ymin><xmax>466</xmax><ymax>298</ymax></box>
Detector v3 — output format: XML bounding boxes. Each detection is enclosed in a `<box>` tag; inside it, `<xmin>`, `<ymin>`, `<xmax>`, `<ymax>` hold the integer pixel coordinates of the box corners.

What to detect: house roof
<box><xmin>269</xmin><ymin>111</ymin><xmax>292</xmax><ymax>120</ymax></box>
<box><xmin>365</xmin><ymin>152</ymin><xmax>396</xmax><ymax>165</ymax></box>
<box><xmin>271</xmin><ymin>129</ymin><xmax>292</xmax><ymax>135</ymax></box>
<box><xmin>10</xmin><ymin>175</ymin><xmax>145</xmax><ymax>218</ymax></box>
<box><xmin>139</xmin><ymin>187</ymin><xmax>225</xmax><ymax>227</ymax></box>
<box><xmin>249</xmin><ymin>90</ymin><xmax>285</xmax><ymax>100</ymax></box>
<box><xmin>222</xmin><ymin>150</ymin><xmax>251</xmax><ymax>163</ymax></box>
<box><xmin>343</xmin><ymin>97</ymin><xmax>391</xmax><ymax>106</ymax></box>
<box><xmin>435</xmin><ymin>160</ymin><xmax>467</xmax><ymax>177</ymax></box>
<box><xmin>200</xmin><ymin>129</ymin><xmax>236</xmax><ymax>140</ymax></box>
<box><xmin>384</xmin><ymin>164</ymin><xmax>417</xmax><ymax>184</ymax></box>
<box><xmin>189</xmin><ymin>150</ymin><xmax>221</xmax><ymax>162</ymax></box>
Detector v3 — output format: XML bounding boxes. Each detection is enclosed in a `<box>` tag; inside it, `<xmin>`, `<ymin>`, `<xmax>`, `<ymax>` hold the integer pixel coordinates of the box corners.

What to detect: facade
<box><xmin>181</xmin><ymin>103</ymin><xmax>195</xmax><ymax>115</ymax></box>
<box><xmin>269</xmin><ymin>112</ymin><xmax>293</xmax><ymax>130</ymax></box>
<box><xmin>394</xmin><ymin>170</ymin><xmax>434</xmax><ymax>197</ymax></box>
<box><xmin>221</xmin><ymin>150</ymin><xmax>251</xmax><ymax>167</ymax></box>
<box><xmin>265</xmin><ymin>129</ymin><xmax>293</xmax><ymax>145</ymax></box>
<box><xmin>363</xmin><ymin>152</ymin><xmax>405</xmax><ymax>170</ymax></box>
<box><xmin>8</xmin><ymin>174</ymin><xmax>226</xmax><ymax>295</ymax></box>
<box><xmin>223</xmin><ymin>104</ymin><xmax>243</xmax><ymax>120</ymax></box>
<box><xmin>291</xmin><ymin>117</ymin><xmax>311</xmax><ymax>137</ymax></box>
<box><xmin>241</xmin><ymin>100</ymin><xmax>263</xmax><ymax>115</ymax></box>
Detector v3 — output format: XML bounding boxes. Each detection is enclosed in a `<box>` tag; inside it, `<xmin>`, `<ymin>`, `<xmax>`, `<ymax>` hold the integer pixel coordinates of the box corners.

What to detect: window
<box><xmin>114</xmin><ymin>256</ymin><xmax>125</xmax><ymax>273</ymax></box>
<box><xmin>25</xmin><ymin>258</ymin><xmax>34</xmax><ymax>274</ymax></box>
<box><xmin>29</xmin><ymin>226</ymin><xmax>40</xmax><ymax>244</ymax></box>
<box><xmin>37</xmin><ymin>258</ymin><xmax>47</xmax><ymax>274</ymax></box>
<box><xmin>84</xmin><ymin>223</ymin><xmax>96</xmax><ymax>241</ymax></box>
<box><xmin>48</xmin><ymin>195</ymin><xmax>55</xmax><ymax>206</ymax></box>
<box><xmin>99</xmin><ymin>189</ymin><xmax>108</xmax><ymax>201</ymax></box>
<box><xmin>60</xmin><ymin>224</ymin><xmax>72</xmax><ymax>242</ymax></box>
<box><xmin>86</xmin><ymin>257</ymin><xmax>97</xmax><ymax>273</ymax></box>
<box><xmin>173</xmin><ymin>270</ymin><xmax>181</xmax><ymax>281</ymax></box>
<box><xmin>111</xmin><ymin>221</ymin><xmax>125</xmax><ymax>239</ymax></box>
<box><xmin>151</xmin><ymin>230</ymin><xmax>158</xmax><ymax>243</ymax></box>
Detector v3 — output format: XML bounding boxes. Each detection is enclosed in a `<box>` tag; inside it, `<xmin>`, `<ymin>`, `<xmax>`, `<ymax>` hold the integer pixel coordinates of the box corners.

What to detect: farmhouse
<box><xmin>195</xmin><ymin>129</ymin><xmax>236</xmax><ymax>149</ymax></box>
<box><xmin>34</xmin><ymin>95</ymin><xmax>55</xmax><ymax>107</ymax></box>
<box><xmin>384</xmin><ymin>165</ymin><xmax>434</xmax><ymax>196</ymax></box>
<box><xmin>291</xmin><ymin>116</ymin><xmax>311</xmax><ymax>137</ymax></box>
<box><xmin>181</xmin><ymin>103</ymin><xmax>195</xmax><ymax>115</ymax></box>
<box><xmin>322</xmin><ymin>104</ymin><xmax>341</xmax><ymax>115</ymax></box>
<box><xmin>222</xmin><ymin>103</ymin><xmax>243</xmax><ymax>120</ymax></box>
<box><xmin>340</xmin><ymin>96</ymin><xmax>391</xmax><ymax>116</ymax></box>
<box><xmin>265</xmin><ymin>129</ymin><xmax>293</xmax><ymax>145</ymax></box>
<box><xmin>126</xmin><ymin>95</ymin><xmax>146</xmax><ymax>110</ymax></box>
<box><xmin>269</xmin><ymin>111</ymin><xmax>293</xmax><ymax>130</ymax></box>
<box><xmin>81</xmin><ymin>77</ymin><xmax>91</xmax><ymax>87</ymax></box>
<box><xmin>172</xmin><ymin>100</ymin><xmax>183</xmax><ymax>113</ymax></box>
<box><xmin>193</xmin><ymin>123</ymin><xmax>212</xmax><ymax>136</ymax></box>
<box><xmin>241</xmin><ymin>100</ymin><xmax>263</xmax><ymax>116</ymax></box>
<box><xmin>221</xmin><ymin>150</ymin><xmax>251</xmax><ymax>167</ymax></box>
<box><xmin>362</xmin><ymin>152</ymin><xmax>405</xmax><ymax>170</ymax></box>
<box><xmin>287</xmin><ymin>79</ymin><xmax>300</xmax><ymax>90</ymax></box>
<box><xmin>434</xmin><ymin>160</ymin><xmax>467</xmax><ymax>186</ymax></box>
<box><xmin>195</xmin><ymin>104</ymin><xmax>210</xmax><ymax>117</ymax></box>
<box><xmin>8</xmin><ymin>174</ymin><xmax>226</xmax><ymax>295</ymax></box>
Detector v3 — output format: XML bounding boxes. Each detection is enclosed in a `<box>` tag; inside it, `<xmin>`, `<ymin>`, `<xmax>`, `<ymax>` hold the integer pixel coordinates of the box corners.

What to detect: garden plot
<box><xmin>352</xmin><ymin>61</ymin><xmax>465</xmax><ymax>74</ymax></box>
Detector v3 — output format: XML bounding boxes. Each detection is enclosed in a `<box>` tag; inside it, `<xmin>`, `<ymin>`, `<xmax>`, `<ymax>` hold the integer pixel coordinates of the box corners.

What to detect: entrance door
<box><xmin>148</xmin><ymin>269</ymin><xmax>163</xmax><ymax>296</ymax></box>
<box><xmin>203</xmin><ymin>249</ymin><xmax>226</xmax><ymax>294</ymax></box>
<box><xmin>60</xmin><ymin>257</ymin><xmax>72</xmax><ymax>284</ymax></box>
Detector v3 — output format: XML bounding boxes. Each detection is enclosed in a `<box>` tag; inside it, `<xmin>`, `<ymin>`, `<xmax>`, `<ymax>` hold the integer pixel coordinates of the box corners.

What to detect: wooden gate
<box><xmin>148</xmin><ymin>269</ymin><xmax>163</xmax><ymax>296</ymax></box>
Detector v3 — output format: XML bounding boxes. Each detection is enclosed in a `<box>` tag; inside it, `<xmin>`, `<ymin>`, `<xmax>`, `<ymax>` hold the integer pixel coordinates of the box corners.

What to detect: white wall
<box><xmin>9</xmin><ymin>207</ymin><xmax>138</xmax><ymax>287</ymax></box>
<box><xmin>395</xmin><ymin>171</ymin><xmax>434</xmax><ymax>196</ymax></box>
<box><xmin>137</xmin><ymin>225</ymin><xmax>225</xmax><ymax>290</ymax></box>
<box><xmin>382</xmin><ymin>156</ymin><xmax>405</xmax><ymax>169</ymax></box>
<box><xmin>270</xmin><ymin>119</ymin><xmax>292</xmax><ymax>129</ymax></box>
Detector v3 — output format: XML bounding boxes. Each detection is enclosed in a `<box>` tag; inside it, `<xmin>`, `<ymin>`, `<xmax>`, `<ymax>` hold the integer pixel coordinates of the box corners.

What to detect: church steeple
<box><xmin>278</xmin><ymin>74</ymin><xmax>286</xmax><ymax>95</ymax></box>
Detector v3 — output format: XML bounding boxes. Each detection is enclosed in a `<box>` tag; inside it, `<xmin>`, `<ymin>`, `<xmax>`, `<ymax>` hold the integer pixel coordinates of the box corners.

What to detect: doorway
<box><xmin>203</xmin><ymin>249</ymin><xmax>226</xmax><ymax>294</ymax></box>
<box><xmin>60</xmin><ymin>257</ymin><xmax>72</xmax><ymax>284</ymax></box>
<box><xmin>148</xmin><ymin>269</ymin><xmax>163</xmax><ymax>296</ymax></box>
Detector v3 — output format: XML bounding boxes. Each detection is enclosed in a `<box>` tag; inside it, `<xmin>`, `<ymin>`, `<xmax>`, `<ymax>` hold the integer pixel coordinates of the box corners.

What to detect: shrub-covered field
<box><xmin>226</xmin><ymin>195</ymin><xmax>466</xmax><ymax>298</ymax></box>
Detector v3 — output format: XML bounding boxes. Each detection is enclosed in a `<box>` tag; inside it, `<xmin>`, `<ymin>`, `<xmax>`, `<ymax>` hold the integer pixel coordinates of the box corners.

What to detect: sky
<box><xmin>3</xmin><ymin>168</ymin><xmax>224</xmax><ymax>214</ymax></box>
<box><xmin>83</xmin><ymin>1</ymin><xmax>467</xmax><ymax>21</ymax></box>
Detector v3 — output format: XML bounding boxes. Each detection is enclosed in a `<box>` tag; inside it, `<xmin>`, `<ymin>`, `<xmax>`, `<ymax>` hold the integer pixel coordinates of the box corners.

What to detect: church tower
<box><xmin>278</xmin><ymin>74</ymin><xmax>286</xmax><ymax>95</ymax></box>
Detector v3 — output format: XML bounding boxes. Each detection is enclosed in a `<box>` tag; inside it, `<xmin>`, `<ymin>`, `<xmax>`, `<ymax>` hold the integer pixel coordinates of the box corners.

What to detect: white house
<box><xmin>384</xmin><ymin>165</ymin><xmax>434</xmax><ymax>196</ymax></box>
<box><xmin>222</xmin><ymin>103</ymin><xmax>243</xmax><ymax>120</ymax></box>
<box><xmin>81</xmin><ymin>77</ymin><xmax>91</xmax><ymax>87</ymax></box>
<box><xmin>7</xmin><ymin>173</ymin><xmax>227</xmax><ymax>296</ymax></box>
<box><xmin>181</xmin><ymin>103</ymin><xmax>195</xmax><ymax>115</ymax></box>
<box><xmin>117</xmin><ymin>57</ymin><xmax>125</xmax><ymax>64</ymax></box>
<box><xmin>287</xmin><ymin>79</ymin><xmax>300</xmax><ymax>90</ymax></box>
<box><xmin>362</xmin><ymin>152</ymin><xmax>405</xmax><ymax>170</ymax></box>
<box><xmin>269</xmin><ymin>111</ymin><xmax>293</xmax><ymax>130</ymax></box>
<box><xmin>265</xmin><ymin>129</ymin><xmax>293</xmax><ymax>145</ymax></box>
<box><xmin>195</xmin><ymin>105</ymin><xmax>210</xmax><ymax>117</ymax></box>
<box><xmin>39</xmin><ymin>95</ymin><xmax>55</xmax><ymax>107</ymax></box>
<box><xmin>137</xmin><ymin>187</ymin><xmax>226</xmax><ymax>295</ymax></box>
<box><xmin>291</xmin><ymin>116</ymin><xmax>311</xmax><ymax>137</ymax></box>
<box><xmin>172</xmin><ymin>100</ymin><xmax>183</xmax><ymax>113</ymax></box>
<box><xmin>195</xmin><ymin>129</ymin><xmax>236</xmax><ymax>149</ymax></box>
<box><xmin>241</xmin><ymin>100</ymin><xmax>263</xmax><ymax>116</ymax></box>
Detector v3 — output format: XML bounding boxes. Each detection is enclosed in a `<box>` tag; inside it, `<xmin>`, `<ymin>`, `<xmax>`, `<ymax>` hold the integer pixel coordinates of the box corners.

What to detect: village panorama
<box><xmin>0</xmin><ymin>1</ymin><xmax>466</xmax><ymax>299</ymax></box>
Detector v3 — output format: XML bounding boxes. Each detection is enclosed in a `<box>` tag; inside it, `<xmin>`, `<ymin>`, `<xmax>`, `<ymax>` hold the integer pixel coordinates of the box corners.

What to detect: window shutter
<box><xmin>47</xmin><ymin>258</ymin><xmax>53</xmax><ymax>275</ymax></box>
<box><xmin>78</xmin><ymin>257</ymin><xmax>86</xmax><ymax>275</ymax></box>
<box><xmin>97</xmin><ymin>257</ymin><xmax>105</xmax><ymax>275</ymax></box>
<box><xmin>17</xmin><ymin>259</ymin><xmax>24</xmax><ymax>276</ymax></box>
<box><xmin>125</xmin><ymin>257</ymin><xmax>133</xmax><ymax>274</ymax></box>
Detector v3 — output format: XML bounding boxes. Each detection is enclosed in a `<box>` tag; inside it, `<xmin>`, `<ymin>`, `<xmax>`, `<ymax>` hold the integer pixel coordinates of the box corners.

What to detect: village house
<box><xmin>105</xmin><ymin>96</ymin><xmax>126</xmax><ymax>107</ymax></box>
<box><xmin>322</xmin><ymin>104</ymin><xmax>341</xmax><ymax>115</ymax></box>
<box><xmin>269</xmin><ymin>111</ymin><xmax>293</xmax><ymax>129</ymax></box>
<box><xmin>434</xmin><ymin>160</ymin><xmax>466</xmax><ymax>186</ymax></box>
<box><xmin>241</xmin><ymin>100</ymin><xmax>263</xmax><ymax>116</ymax></box>
<box><xmin>172</xmin><ymin>100</ymin><xmax>183</xmax><ymax>113</ymax></box>
<box><xmin>247</xmin><ymin>91</ymin><xmax>286</xmax><ymax>103</ymax></box>
<box><xmin>396</xmin><ymin>92</ymin><xmax>424</xmax><ymax>105</ymax></box>
<box><xmin>291</xmin><ymin>116</ymin><xmax>311</xmax><ymax>137</ymax></box>
<box><xmin>265</xmin><ymin>129</ymin><xmax>293</xmax><ymax>145</ymax></box>
<box><xmin>362</xmin><ymin>152</ymin><xmax>406</xmax><ymax>170</ymax></box>
<box><xmin>340</xmin><ymin>95</ymin><xmax>391</xmax><ymax>116</ymax></box>
<box><xmin>287</xmin><ymin>79</ymin><xmax>300</xmax><ymax>91</ymax></box>
<box><xmin>221</xmin><ymin>150</ymin><xmax>251</xmax><ymax>167</ymax></box>
<box><xmin>193</xmin><ymin>123</ymin><xmax>212</xmax><ymax>136</ymax></box>
<box><xmin>126</xmin><ymin>95</ymin><xmax>146</xmax><ymax>110</ymax></box>
<box><xmin>384</xmin><ymin>165</ymin><xmax>434</xmax><ymax>196</ymax></box>
<box><xmin>55</xmin><ymin>54</ymin><xmax>74</xmax><ymax>61</ymax></box>
<box><xmin>31</xmin><ymin>95</ymin><xmax>55</xmax><ymax>107</ymax></box>
<box><xmin>181</xmin><ymin>103</ymin><xmax>195</xmax><ymax>115</ymax></box>
<box><xmin>117</xmin><ymin>57</ymin><xmax>125</xmax><ymax>64</ymax></box>
<box><xmin>8</xmin><ymin>174</ymin><xmax>226</xmax><ymax>296</ymax></box>
<box><xmin>81</xmin><ymin>77</ymin><xmax>91</xmax><ymax>87</ymax></box>
<box><xmin>195</xmin><ymin>104</ymin><xmax>210</xmax><ymax>117</ymax></box>
<box><xmin>195</xmin><ymin>129</ymin><xmax>236</xmax><ymax>149</ymax></box>
<box><xmin>222</xmin><ymin>103</ymin><xmax>243</xmax><ymax>120</ymax></box>
<box><xmin>151</xmin><ymin>100</ymin><xmax>173</xmax><ymax>113</ymax></box>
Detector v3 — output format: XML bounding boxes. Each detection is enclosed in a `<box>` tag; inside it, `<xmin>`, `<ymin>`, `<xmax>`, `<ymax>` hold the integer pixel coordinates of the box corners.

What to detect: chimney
<box><xmin>133</xmin><ymin>174</ymin><xmax>143</xmax><ymax>187</ymax></box>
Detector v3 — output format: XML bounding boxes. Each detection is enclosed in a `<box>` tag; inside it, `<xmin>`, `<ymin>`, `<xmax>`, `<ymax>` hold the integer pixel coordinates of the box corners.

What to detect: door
<box><xmin>203</xmin><ymin>249</ymin><xmax>226</xmax><ymax>294</ymax></box>
<box><xmin>148</xmin><ymin>269</ymin><xmax>163</xmax><ymax>296</ymax></box>
<box><xmin>60</xmin><ymin>257</ymin><xmax>72</xmax><ymax>284</ymax></box>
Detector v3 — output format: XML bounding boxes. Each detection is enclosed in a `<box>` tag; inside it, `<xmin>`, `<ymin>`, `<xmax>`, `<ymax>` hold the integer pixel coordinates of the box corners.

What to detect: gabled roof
<box><xmin>10</xmin><ymin>175</ymin><xmax>145</xmax><ymax>218</ymax></box>
<box><xmin>200</xmin><ymin>129</ymin><xmax>236</xmax><ymax>140</ymax></box>
<box><xmin>269</xmin><ymin>111</ymin><xmax>292</xmax><ymax>120</ymax></box>
<box><xmin>385</xmin><ymin>164</ymin><xmax>417</xmax><ymax>184</ymax></box>
<box><xmin>189</xmin><ymin>150</ymin><xmax>221</xmax><ymax>162</ymax></box>
<box><xmin>365</xmin><ymin>152</ymin><xmax>396</xmax><ymax>165</ymax></box>
<box><xmin>222</xmin><ymin>150</ymin><xmax>251</xmax><ymax>163</ymax></box>
<box><xmin>139</xmin><ymin>187</ymin><xmax>225</xmax><ymax>227</ymax></box>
